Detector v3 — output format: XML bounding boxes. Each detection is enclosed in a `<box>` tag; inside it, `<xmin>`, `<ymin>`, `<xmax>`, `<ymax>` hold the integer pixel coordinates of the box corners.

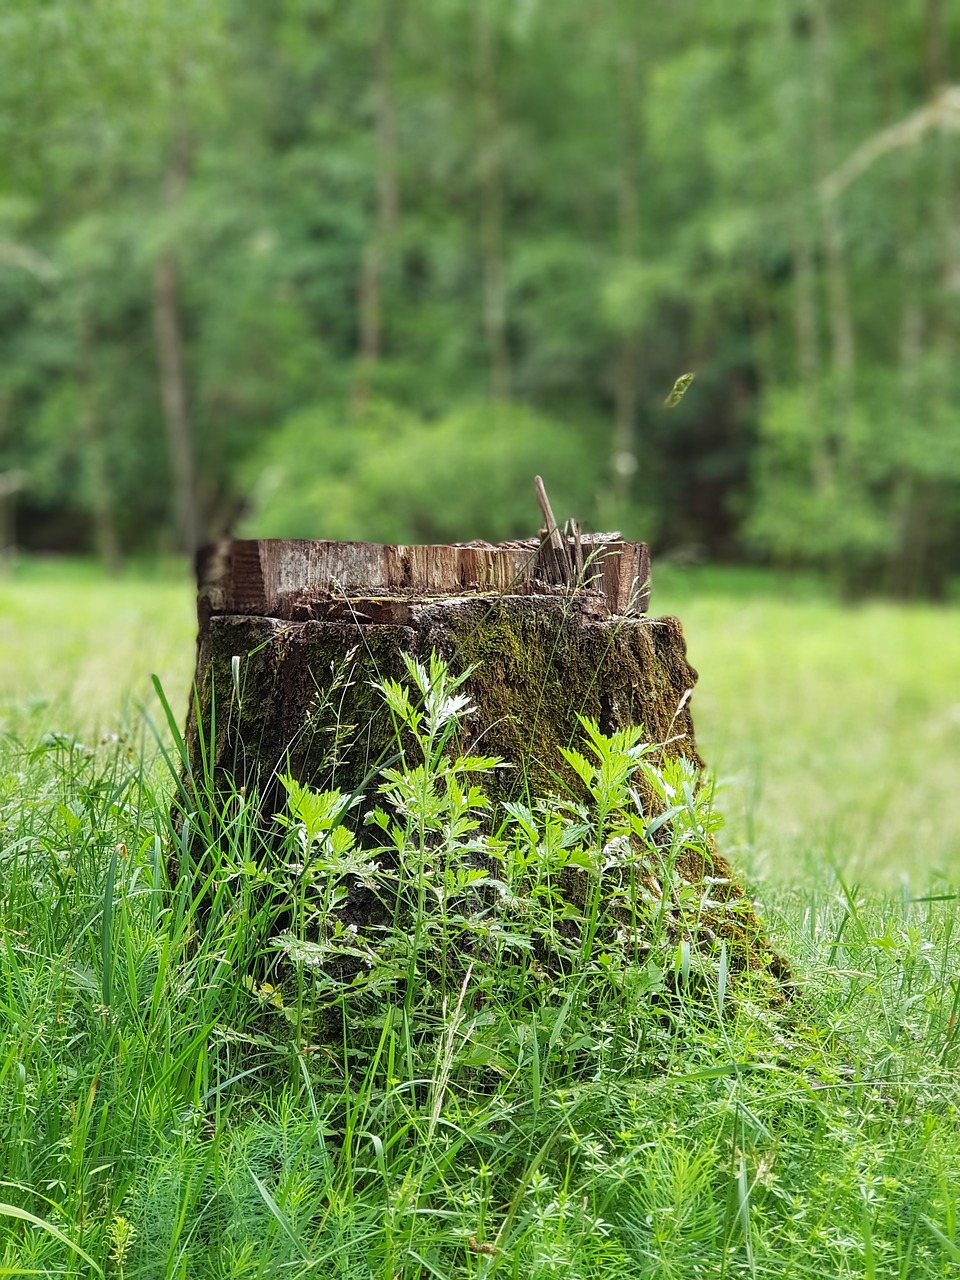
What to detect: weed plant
<box><xmin>1</xmin><ymin>652</ymin><xmax>960</xmax><ymax>1276</ymax></box>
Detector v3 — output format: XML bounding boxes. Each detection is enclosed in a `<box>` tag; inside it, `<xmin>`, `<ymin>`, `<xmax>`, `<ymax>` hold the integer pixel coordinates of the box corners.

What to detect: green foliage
<box><xmin>748</xmin><ymin>373</ymin><xmax>960</xmax><ymax>592</ymax></box>
<box><xmin>241</xmin><ymin>398</ymin><xmax>606</xmax><ymax>543</ymax></box>
<box><xmin>745</xmin><ymin>387</ymin><xmax>892</xmax><ymax>566</ymax></box>
<box><xmin>2</xmin><ymin>1</ymin><xmax>958</xmax><ymax>587</ymax></box>
<box><xmin>249</xmin><ymin>652</ymin><xmax>762</xmax><ymax>1044</ymax></box>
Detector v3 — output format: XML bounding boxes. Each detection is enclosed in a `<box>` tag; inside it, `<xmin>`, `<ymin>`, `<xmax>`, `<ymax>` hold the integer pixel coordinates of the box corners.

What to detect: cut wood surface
<box><xmin>196</xmin><ymin>534</ymin><xmax>651</xmax><ymax>633</ymax></box>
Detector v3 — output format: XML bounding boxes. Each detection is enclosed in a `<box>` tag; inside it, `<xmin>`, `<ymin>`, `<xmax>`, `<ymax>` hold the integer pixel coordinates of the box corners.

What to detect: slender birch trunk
<box><xmin>894</xmin><ymin>0</ymin><xmax>953</xmax><ymax>595</ymax></box>
<box><xmin>774</xmin><ymin>8</ymin><xmax>829</xmax><ymax>489</ymax></box>
<box><xmin>610</xmin><ymin>18</ymin><xmax>641</xmax><ymax>503</ymax></box>
<box><xmin>79</xmin><ymin>316</ymin><xmax>122</xmax><ymax>573</ymax></box>
<box><xmin>811</xmin><ymin>5</ymin><xmax>856</xmax><ymax>431</ymax></box>
<box><xmin>789</xmin><ymin>201</ymin><xmax>834</xmax><ymax>492</ymax></box>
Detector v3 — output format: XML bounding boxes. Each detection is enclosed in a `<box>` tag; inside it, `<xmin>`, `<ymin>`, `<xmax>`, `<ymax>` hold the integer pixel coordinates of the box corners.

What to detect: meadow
<box><xmin>1</xmin><ymin>560</ymin><xmax>959</xmax><ymax>1277</ymax></box>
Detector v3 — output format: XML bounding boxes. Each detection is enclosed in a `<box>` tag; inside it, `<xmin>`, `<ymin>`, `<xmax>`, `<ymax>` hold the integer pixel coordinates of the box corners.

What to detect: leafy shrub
<box><xmin>239</xmin><ymin>398</ymin><xmax>607</xmax><ymax>544</ymax></box>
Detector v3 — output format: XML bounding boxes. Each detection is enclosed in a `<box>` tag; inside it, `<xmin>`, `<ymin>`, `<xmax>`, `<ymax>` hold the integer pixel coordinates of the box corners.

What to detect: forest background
<box><xmin>2</xmin><ymin>0</ymin><xmax>960</xmax><ymax>598</ymax></box>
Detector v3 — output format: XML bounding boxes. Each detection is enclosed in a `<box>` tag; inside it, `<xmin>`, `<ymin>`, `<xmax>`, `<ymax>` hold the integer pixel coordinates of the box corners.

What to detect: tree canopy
<box><xmin>1</xmin><ymin>0</ymin><xmax>958</xmax><ymax>594</ymax></box>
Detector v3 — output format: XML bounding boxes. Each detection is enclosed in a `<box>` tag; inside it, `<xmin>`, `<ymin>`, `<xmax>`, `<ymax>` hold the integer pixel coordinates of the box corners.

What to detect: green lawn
<box><xmin>658</xmin><ymin>568</ymin><xmax>960</xmax><ymax>888</ymax></box>
<box><xmin>1</xmin><ymin>561</ymin><xmax>959</xmax><ymax>1277</ymax></box>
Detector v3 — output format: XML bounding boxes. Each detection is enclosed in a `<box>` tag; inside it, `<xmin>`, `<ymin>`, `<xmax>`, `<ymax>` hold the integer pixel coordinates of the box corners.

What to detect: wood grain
<box><xmin>197</xmin><ymin>535</ymin><xmax>651</xmax><ymax>632</ymax></box>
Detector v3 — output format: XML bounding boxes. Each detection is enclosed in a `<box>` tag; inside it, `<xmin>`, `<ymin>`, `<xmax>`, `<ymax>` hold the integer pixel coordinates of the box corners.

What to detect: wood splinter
<box><xmin>534</xmin><ymin>473</ymin><xmax>571</xmax><ymax>585</ymax></box>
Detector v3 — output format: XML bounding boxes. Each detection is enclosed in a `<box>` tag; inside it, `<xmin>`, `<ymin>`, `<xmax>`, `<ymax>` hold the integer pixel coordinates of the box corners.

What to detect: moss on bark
<box><xmin>187</xmin><ymin>594</ymin><xmax>702</xmax><ymax>815</ymax></box>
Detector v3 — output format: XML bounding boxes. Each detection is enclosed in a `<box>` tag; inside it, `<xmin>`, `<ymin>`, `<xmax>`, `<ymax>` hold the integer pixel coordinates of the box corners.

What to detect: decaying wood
<box><xmin>196</xmin><ymin>532</ymin><xmax>651</xmax><ymax>637</ymax></box>
<box><xmin>534</xmin><ymin>473</ymin><xmax>569</xmax><ymax>584</ymax></box>
<box><xmin>190</xmin><ymin>530</ymin><xmax>661</xmax><ymax>833</ymax></box>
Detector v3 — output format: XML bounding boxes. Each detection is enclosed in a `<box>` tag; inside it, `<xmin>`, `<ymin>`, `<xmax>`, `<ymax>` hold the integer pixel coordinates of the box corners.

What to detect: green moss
<box><xmin>187</xmin><ymin>597</ymin><xmax>703</xmax><ymax>817</ymax></box>
<box><xmin>425</xmin><ymin>598</ymin><xmax>703</xmax><ymax>803</ymax></box>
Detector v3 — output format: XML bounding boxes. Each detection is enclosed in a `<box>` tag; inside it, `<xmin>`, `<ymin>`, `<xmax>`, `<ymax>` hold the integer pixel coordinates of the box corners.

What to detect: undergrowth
<box><xmin>0</xmin><ymin>656</ymin><xmax>959</xmax><ymax>1276</ymax></box>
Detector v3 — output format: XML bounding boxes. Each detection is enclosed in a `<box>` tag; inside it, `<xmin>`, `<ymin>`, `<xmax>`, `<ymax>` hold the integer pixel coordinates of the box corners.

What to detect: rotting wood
<box><xmin>534</xmin><ymin>472</ymin><xmax>569</xmax><ymax>584</ymax></box>
<box><xmin>188</xmin><ymin>530</ymin><xmax>662</xmax><ymax>830</ymax></box>
<box><xmin>196</xmin><ymin>532</ymin><xmax>651</xmax><ymax>637</ymax></box>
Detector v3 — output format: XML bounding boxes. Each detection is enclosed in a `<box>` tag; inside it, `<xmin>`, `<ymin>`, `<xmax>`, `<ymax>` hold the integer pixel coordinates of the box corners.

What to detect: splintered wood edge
<box><xmin>196</xmin><ymin>537</ymin><xmax>651</xmax><ymax>627</ymax></box>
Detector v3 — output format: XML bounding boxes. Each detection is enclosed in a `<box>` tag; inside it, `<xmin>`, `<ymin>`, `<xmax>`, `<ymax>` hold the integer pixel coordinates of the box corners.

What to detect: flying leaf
<box><xmin>664</xmin><ymin>372</ymin><xmax>695</xmax><ymax>408</ymax></box>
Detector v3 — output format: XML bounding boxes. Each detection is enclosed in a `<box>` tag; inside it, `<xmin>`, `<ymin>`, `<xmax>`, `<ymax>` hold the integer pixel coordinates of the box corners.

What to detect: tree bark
<box><xmin>153</xmin><ymin>129</ymin><xmax>199</xmax><ymax>558</ymax></box>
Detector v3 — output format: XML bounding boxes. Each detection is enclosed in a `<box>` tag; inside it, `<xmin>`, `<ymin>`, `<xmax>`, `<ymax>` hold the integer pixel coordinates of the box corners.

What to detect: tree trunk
<box><xmin>790</xmin><ymin>208</ymin><xmax>821</xmax><ymax>393</ymax></box>
<box><xmin>890</xmin><ymin>0</ymin><xmax>953</xmax><ymax>596</ymax></box>
<box><xmin>79</xmin><ymin>316</ymin><xmax>123</xmax><ymax>574</ymax></box>
<box><xmin>83</xmin><ymin>415</ymin><xmax>123</xmax><ymax>575</ymax></box>
<box><xmin>0</xmin><ymin>471</ymin><xmax>25</xmax><ymax>567</ymax></box>
<box><xmin>189</xmin><ymin>535</ymin><xmax>657</xmax><ymax>826</ymax></box>
<box><xmin>475</xmin><ymin>5</ymin><xmax>512</xmax><ymax>400</ymax></box>
<box><xmin>188</xmin><ymin>535</ymin><xmax>673</xmax><ymax>835</ymax></box>
<box><xmin>777</xmin><ymin>9</ymin><xmax>830</xmax><ymax>490</ymax></box>
<box><xmin>352</xmin><ymin>0</ymin><xmax>399</xmax><ymax>412</ymax></box>
<box><xmin>153</xmin><ymin>129</ymin><xmax>199</xmax><ymax>558</ymax></box>
<box><xmin>610</xmin><ymin>17</ymin><xmax>642</xmax><ymax>503</ymax></box>
<box><xmin>789</xmin><ymin>205</ymin><xmax>835</xmax><ymax>493</ymax></box>
<box><xmin>811</xmin><ymin>5</ymin><xmax>856</xmax><ymax>429</ymax></box>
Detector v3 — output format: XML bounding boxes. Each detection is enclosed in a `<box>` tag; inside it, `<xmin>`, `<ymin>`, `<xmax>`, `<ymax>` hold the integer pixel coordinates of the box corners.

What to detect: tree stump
<box><xmin>182</xmin><ymin>534</ymin><xmax>787</xmax><ymax>987</ymax></box>
<box><xmin>187</xmin><ymin>534</ymin><xmax>689</xmax><ymax>807</ymax></box>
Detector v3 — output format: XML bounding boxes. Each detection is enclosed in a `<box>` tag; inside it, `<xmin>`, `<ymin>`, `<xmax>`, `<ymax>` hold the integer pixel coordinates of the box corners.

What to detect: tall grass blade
<box><xmin>735</xmin><ymin>1156</ymin><xmax>756</xmax><ymax>1279</ymax></box>
<box><xmin>0</xmin><ymin>1203</ymin><xmax>104</xmax><ymax>1275</ymax></box>
<box><xmin>151</xmin><ymin>673</ymin><xmax>192</xmax><ymax>777</ymax></box>
<box><xmin>100</xmin><ymin>843</ymin><xmax>119</xmax><ymax>1009</ymax></box>
<box><xmin>923</xmin><ymin>1216</ymin><xmax>960</xmax><ymax>1262</ymax></box>
<box><xmin>249</xmin><ymin>1170</ymin><xmax>307</xmax><ymax>1258</ymax></box>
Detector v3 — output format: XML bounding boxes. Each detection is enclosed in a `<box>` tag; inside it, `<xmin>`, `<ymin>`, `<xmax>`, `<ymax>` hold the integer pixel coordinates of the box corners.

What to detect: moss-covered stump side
<box><xmin>187</xmin><ymin>595</ymin><xmax>701</xmax><ymax>812</ymax></box>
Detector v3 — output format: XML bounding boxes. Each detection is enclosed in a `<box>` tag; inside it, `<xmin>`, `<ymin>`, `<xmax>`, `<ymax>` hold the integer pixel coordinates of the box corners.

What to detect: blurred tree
<box><xmin>352</xmin><ymin>0</ymin><xmax>401</xmax><ymax>412</ymax></box>
<box><xmin>746</xmin><ymin>0</ymin><xmax>960</xmax><ymax>594</ymax></box>
<box><xmin>474</xmin><ymin>0</ymin><xmax>512</xmax><ymax>400</ymax></box>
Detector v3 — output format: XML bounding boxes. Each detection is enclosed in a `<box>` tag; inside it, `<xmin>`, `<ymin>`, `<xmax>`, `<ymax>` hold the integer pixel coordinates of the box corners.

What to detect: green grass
<box><xmin>0</xmin><ymin>558</ymin><xmax>194</xmax><ymax>731</ymax></box>
<box><xmin>1</xmin><ymin>560</ymin><xmax>959</xmax><ymax>1276</ymax></box>
<box><xmin>659</xmin><ymin>567</ymin><xmax>960</xmax><ymax>888</ymax></box>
